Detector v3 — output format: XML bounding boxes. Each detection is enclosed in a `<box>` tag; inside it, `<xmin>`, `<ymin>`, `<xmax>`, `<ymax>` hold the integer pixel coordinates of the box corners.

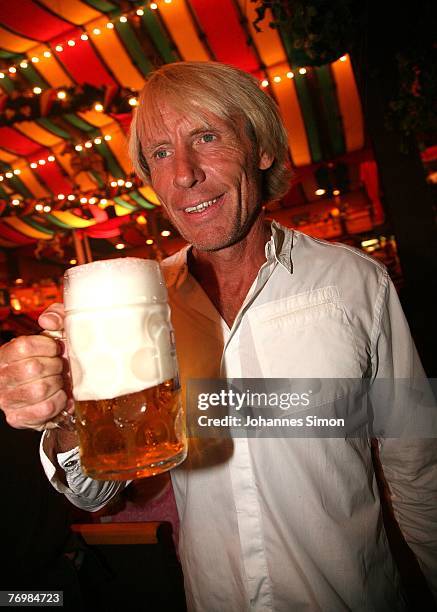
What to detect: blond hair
<box><xmin>128</xmin><ymin>62</ymin><xmax>291</xmax><ymax>202</ymax></box>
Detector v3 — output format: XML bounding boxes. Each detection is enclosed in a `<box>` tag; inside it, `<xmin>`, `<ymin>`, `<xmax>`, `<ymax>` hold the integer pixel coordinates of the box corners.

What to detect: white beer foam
<box><xmin>64</xmin><ymin>257</ymin><xmax>168</xmax><ymax>310</ymax></box>
<box><xmin>64</xmin><ymin>258</ymin><xmax>177</xmax><ymax>401</ymax></box>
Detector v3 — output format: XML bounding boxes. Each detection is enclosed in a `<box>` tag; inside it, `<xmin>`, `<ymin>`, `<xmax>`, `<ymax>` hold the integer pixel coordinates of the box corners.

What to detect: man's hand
<box><xmin>0</xmin><ymin>303</ymin><xmax>73</xmax><ymax>432</ymax></box>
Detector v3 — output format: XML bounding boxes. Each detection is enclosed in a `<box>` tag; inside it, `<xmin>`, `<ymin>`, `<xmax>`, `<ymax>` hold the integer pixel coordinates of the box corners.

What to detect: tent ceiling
<box><xmin>0</xmin><ymin>0</ymin><xmax>365</xmax><ymax>248</ymax></box>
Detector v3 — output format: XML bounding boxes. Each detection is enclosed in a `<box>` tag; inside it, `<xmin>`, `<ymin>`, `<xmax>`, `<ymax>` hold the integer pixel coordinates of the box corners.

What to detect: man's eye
<box><xmin>200</xmin><ymin>133</ymin><xmax>216</xmax><ymax>143</ymax></box>
<box><xmin>154</xmin><ymin>150</ymin><xmax>169</xmax><ymax>159</ymax></box>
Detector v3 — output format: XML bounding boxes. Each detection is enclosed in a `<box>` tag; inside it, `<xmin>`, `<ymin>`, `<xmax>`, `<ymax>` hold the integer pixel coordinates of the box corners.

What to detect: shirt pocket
<box><xmin>247</xmin><ymin>286</ymin><xmax>362</xmax><ymax>379</ymax></box>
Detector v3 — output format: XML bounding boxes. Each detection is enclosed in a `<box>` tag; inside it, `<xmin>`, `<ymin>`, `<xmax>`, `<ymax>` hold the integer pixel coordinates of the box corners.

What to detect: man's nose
<box><xmin>173</xmin><ymin>148</ymin><xmax>205</xmax><ymax>189</ymax></box>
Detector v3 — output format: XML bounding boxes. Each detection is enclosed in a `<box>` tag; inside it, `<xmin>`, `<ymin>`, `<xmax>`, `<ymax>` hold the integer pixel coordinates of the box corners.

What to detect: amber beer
<box><xmin>63</xmin><ymin>258</ymin><xmax>187</xmax><ymax>480</ymax></box>
<box><xmin>75</xmin><ymin>380</ymin><xmax>186</xmax><ymax>480</ymax></box>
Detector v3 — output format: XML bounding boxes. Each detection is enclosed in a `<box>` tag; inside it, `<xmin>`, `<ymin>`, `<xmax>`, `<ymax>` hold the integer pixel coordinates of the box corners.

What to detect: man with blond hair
<box><xmin>1</xmin><ymin>62</ymin><xmax>436</xmax><ymax>611</ymax></box>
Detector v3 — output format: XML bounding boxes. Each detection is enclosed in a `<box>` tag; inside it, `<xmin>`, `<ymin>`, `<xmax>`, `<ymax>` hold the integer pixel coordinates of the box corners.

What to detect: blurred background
<box><xmin>0</xmin><ymin>0</ymin><xmax>435</xmax><ymax>373</ymax></box>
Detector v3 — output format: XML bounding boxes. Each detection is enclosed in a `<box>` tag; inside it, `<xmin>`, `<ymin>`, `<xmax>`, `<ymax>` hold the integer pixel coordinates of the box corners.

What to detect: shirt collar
<box><xmin>163</xmin><ymin>220</ymin><xmax>294</xmax><ymax>289</ymax></box>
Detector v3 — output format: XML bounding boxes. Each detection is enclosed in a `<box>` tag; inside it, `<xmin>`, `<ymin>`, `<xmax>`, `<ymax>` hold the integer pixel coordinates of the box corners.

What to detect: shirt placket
<box><xmin>219</xmin><ymin>259</ymin><xmax>277</xmax><ymax>611</ymax></box>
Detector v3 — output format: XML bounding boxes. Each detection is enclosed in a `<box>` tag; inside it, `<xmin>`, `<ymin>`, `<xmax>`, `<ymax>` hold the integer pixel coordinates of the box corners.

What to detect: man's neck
<box><xmin>188</xmin><ymin>215</ymin><xmax>271</xmax><ymax>327</ymax></box>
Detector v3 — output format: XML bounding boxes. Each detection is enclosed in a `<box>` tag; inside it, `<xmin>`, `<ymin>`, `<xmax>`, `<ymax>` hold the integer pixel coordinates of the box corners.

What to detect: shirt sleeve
<box><xmin>372</xmin><ymin>270</ymin><xmax>437</xmax><ymax>600</ymax></box>
<box><xmin>39</xmin><ymin>433</ymin><xmax>130</xmax><ymax>512</ymax></box>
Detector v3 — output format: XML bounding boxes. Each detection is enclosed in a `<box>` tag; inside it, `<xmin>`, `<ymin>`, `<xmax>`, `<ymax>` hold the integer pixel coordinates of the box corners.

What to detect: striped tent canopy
<box><xmin>0</xmin><ymin>0</ymin><xmax>368</xmax><ymax>250</ymax></box>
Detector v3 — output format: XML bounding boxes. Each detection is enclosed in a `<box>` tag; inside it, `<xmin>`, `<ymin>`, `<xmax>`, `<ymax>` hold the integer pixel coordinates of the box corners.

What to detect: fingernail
<box><xmin>40</xmin><ymin>312</ymin><xmax>62</xmax><ymax>329</ymax></box>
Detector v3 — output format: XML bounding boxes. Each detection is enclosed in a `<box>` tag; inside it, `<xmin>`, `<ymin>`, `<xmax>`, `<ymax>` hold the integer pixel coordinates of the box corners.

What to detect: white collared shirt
<box><xmin>41</xmin><ymin>222</ymin><xmax>437</xmax><ymax>611</ymax></box>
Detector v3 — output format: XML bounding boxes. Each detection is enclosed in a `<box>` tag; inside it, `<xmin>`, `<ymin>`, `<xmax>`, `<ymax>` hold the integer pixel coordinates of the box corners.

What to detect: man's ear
<box><xmin>259</xmin><ymin>151</ymin><xmax>274</xmax><ymax>170</ymax></box>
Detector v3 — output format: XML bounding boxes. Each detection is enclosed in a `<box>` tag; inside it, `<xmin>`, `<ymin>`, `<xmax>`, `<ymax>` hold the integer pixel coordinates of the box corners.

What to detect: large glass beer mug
<box><xmin>63</xmin><ymin>257</ymin><xmax>187</xmax><ymax>480</ymax></box>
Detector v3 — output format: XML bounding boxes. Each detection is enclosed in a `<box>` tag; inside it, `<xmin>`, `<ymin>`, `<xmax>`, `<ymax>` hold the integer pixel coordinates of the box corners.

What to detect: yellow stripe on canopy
<box><xmin>267</xmin><ymin>63</ymin><xmax>311</xmax><ymax>167</ymax></box>
<box><xmin>51</xmin><ymin>142</ymin><xmax>97</xmax><ymax>192</ymax></box>
<box><xmin>78</xmin><ymin>110</ymin><xmax>111</xmax><ymax>128</ymax></box>
<box><xmin>114</xmin><ymin>204</ymin><xmax>133</xmax><ymax>216</ymax></box>
<box><xmin>0</xmin><ymin>149</ymin><xmax>18</xmax><ymax>163</ymax></box>
<box><xmin>25</xmin><ymin>45</ymin><xmax>74</xmax><ymax>88</ymax></box>
<box><xmin>85</xmin><ymin>17</ymin><xmax>145</xmax><ymax>90</ymax></box>
<box><xmin>0</xmin><ymin>25</ymin><xmax>35</xmax><ymax>53</ymax></box>
<box><xmin>12</xmin><ymin>163</ymin><xmax>51</xmax><ymax>199</ymax></box>
<box><xmin>38</xmin><ymin>0</ymin><xmax>102</xmax><ymax>25</ymax></box>
<box><xmin>51</xmin><ymin>211</ymin><xmax>96</xmax><ymax>228</ymax></box>
<box><xmin>139</xmin><ymin>186</ymin><xmax>160</xmax><ymax>205</ymax></box>
<box><xmin>331</xmin><ymin>55</ymin><xmax>364</xmax><ymax>152</ymax></box>
<box><xmin>236</xmin><ymin>0</ymin><xmax>287</xmax><ymax>68</ymax></box>
<box><xmin>100</xmin><ymin>125</ymin><xmax>131</xmax><ymax>174</ymax></box>
<box><xmin>158</xmin><ymin>0</ymin><xmax>210</xmax><ymax>61</ymax></box>
<box><xmin>78</xmin><ymin>111</ymin><xmax>132</xmax><ymax>174</ymax></box>
<box><xmin>5</xmin><ymin>217</ymin><xmax>53</xmax><ymax>239</ymax></box>
<box><xmin>15</xmin><ymin>121</ymin><xmax>62</xmax><ymax>147</ymax></box>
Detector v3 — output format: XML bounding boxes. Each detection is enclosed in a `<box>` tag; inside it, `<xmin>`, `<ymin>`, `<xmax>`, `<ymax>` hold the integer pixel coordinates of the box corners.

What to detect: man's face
<box><xmin>141</xmin><ymin>102</ymin><xmax>272</xmax><ymax>251</ymax></box>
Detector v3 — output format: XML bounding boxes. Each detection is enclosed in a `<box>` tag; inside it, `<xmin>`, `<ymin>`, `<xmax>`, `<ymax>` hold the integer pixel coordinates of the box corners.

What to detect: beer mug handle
<box><xmin>41</xmin><ymin>329</ymin><xmax>76</xmax><ymax>432</ymax></box>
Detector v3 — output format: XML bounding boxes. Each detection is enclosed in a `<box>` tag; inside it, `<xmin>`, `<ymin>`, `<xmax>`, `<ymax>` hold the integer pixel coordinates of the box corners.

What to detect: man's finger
<box><xmin>0</xmin><ymin>334</ymin><xmax>60</xmax><ymax>364</ymax></box>
<box><xmin>0</xmin><ymin>374</ymin><xmax>64</xmax><ymax>410</ymax></box>
<box><xmin>3</xmin><ymin>388</ymin><xmax>68</xmax><ymax>431</ymax></box>
<box><xmin>0</xmin><ymin>356</ymin><xmax>63</xmax><ymax>387</ymax></box>
<box><xmin>38</xmin><ymin>302</ymin><xmax>65</xmax><ymax>331</ymax></box>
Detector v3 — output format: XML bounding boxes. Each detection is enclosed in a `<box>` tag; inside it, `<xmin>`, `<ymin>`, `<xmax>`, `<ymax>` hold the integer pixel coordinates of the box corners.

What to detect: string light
<box><xmin>75</xmin><ymin>145</ymin><xmax>83</xmax><ymax>152</ymax></box>
<box><xmin>13</xmin><ymin>169</ymin><xmax>21</xmax><ymax>175</ymax></box>
<box><xmin>0</xmin><ymin>6</ymin><xmax>160</xmax><ymax>80</ymax></box>
<box><xmin>94</xmin><ymin>102</ymin><xmax>104</xmax><ymax>112</ymax></box>
<box><xmin>286</xmin><ymin>71</ymin><xmax>294</xmax><ymax>79</ymax></box>
<box><xmin>110</xmin><ymin>181</ymin><xmax>117</xmax><ymax>187</ymax></box>
<box><xmin>161</xmin><ymin>230</ymin><xmax>171</xmax><ymax>237</ymax></box>
<box><xmin>69</xmin><ymin>259</ymin><xmax>77</xmax><ymax>265</ymax></box>
<box><xmin>5</xmin><ymin>172</ymin><xmax>13</xmax><ymax>178</ymax></box>
<box><xmin>57</xmin><ymin>194</ymin><xmax>65</xmax><ymax>200</ymax></box>
<box><xmin>117</xmin><ymin>179</ymin><xmax>125</xmax><ymax>186</ymax></box>
<box><xmin>340</xmin><ymin>55</ymin><xmax>347</xmax><ymax>62</ymax></box>
<box><xmin>67</xmin><ymin>194</ymin><xmax>75</xmax><ymax>201</ymax></box>
<box><xmin>84</xmin><ymin>141</ymin><xmax>92</xmax><ymax>149</ymax></box>
<box><xmin>273</xmin><ymin>76</ymin><xmax>281</xmax><ymax>83</ymax></box>
<box><xmin>128</xmin><ymin>97</ymin><xmax>138</xmax><ymax>107</ymax></box>
<box><xmin>315</xmin><ymin>188</ymin><xmax>326</xmax><ymax>196</ymax></box>
<box><xmin>125</xmin><ymin>181</ymin><xmax>133</xmax><ymax>188</ymax></box>
<box><xmin>146</xmin><ymin>239</ymin><xmax>154</xmax><ymax>244</ymax></box>
<box><xmin>299</xmin><ymin>67</ymin><xmax>307</xmax><ymax>75</ymax></box>
<box><xmin>115</xmin><ymin>243</ymin><xmax>125</xmax><ymax>250</ymax></box>
<box><xmin>333</xmin><ymin>189</ymin><xmax>341</xmax><ymax>196</ymax></box>
<box><xmin>104</xmin><ymin>135</ymin><xmax>112</xmax><ymax>141</ymax></box>
<box><xmin>88</xmin><ymin>197</ymin><xmax>97</xmax><ymax>204</ymax></box>
<box><xmin>57</xmin><ymin>90</ymin><xmax>67</xmax><ymax>99</ymax></box>
<box><xmin>12</xmin><ymin>199</ymin><xmax>20</xmax><ymax>206</ymax></box>
<box><xmin>35</xmin><ymin>204</ymin><xmax>44</xmax><ymax>211</ymax></box>
<box><xmin>80</xmin><ymin>197</ymin><xmax>88</xmax><ymax>204</ymax></box>
<box><xmin>33</xmin><ymin>86</ymin><xmax>42</xmax><ymax>94</ymax></box>
<box><xmin>261</xmin><ymin>79</ymin><xmax>269</xmax><ymax>88</ymax></box>
<box><xmin>43</xmin><ymin>205</ymin><xmax>51</xmax><ymax>212</ymax></box>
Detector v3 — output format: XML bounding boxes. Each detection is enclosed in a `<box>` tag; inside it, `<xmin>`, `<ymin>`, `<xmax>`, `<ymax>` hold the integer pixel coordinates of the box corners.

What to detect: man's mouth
<box><xmin>183</xmin><ymin>195</ymin><xmax>221</xmax><ymax>214</ymax></box>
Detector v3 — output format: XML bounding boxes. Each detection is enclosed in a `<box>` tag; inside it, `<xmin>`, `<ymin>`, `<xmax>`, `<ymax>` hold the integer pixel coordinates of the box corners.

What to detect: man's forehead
<box><xmin>140</xmin><ymin>103</ymin><xmax>235</xmax><ymax>144</ymax></box>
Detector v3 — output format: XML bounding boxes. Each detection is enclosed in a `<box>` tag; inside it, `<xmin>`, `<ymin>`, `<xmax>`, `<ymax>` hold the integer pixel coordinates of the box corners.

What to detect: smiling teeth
<box><xmin>185</xmin><ymin>197</ymin><xmax>218</xmax><ymax>213</ymax></box>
